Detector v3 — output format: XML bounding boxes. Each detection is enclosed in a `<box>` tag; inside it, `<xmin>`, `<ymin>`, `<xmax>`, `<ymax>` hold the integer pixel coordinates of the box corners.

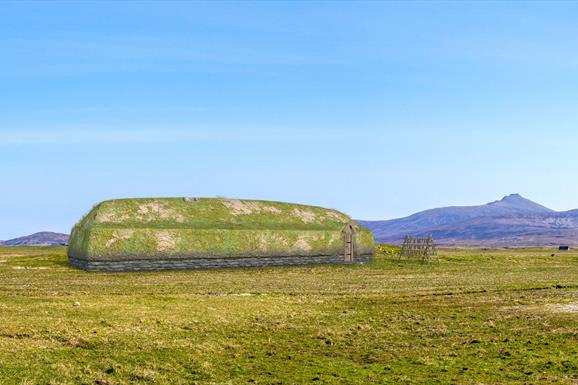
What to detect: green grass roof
<box><xmin>77</xmin><ymin>197</ymin><xmax>360</xmax><ymax>231</ymax></box>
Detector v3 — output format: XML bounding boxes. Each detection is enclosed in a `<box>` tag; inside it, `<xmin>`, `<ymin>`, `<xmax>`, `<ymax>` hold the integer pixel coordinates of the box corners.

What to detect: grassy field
<box><xmin>0</xmin><ymin>246</ymin><xmax>577</xmax><ymax>384</ymax></box>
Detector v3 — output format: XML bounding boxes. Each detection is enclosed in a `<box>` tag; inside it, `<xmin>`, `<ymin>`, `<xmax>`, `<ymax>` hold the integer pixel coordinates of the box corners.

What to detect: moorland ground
<box><xmin>0</xmin><ymin>246</ymin><xmax>576</xmax><ymax>384</ymax></box>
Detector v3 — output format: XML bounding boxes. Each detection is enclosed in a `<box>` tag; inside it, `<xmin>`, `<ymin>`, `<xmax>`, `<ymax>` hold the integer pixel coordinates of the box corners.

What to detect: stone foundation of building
<box><xmin>68</xmin><ymin>254</ymin><xmax>372</xmax><ymax>272</ymax></box>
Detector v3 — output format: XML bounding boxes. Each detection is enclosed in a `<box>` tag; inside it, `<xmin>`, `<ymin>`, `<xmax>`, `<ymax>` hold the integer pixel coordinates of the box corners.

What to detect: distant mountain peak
<box><xmin>490</xmin><ymin>193</ymin><xmax>525</xmax><ymax>204</ymax></box>
<box><xmin>502</xmin><ymin>193</ymin><xmax>523</xmax><ymax>200</ymax></box>
<box><xmin>487</xmin><ymin>193</ymin><xmax>553</xmax><ymax>213</ymax></box>
<box><xmin>358</xmin><ymin>193</ymin><xmax>574</xmax><ymax>246</ymax></box>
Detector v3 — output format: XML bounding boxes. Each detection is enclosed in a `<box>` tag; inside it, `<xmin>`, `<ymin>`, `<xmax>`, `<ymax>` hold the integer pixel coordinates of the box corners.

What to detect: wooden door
<box><xmin>344</xmin><ymin>225</ymin><xmax>354</xmax><ymax>262</ymax></box>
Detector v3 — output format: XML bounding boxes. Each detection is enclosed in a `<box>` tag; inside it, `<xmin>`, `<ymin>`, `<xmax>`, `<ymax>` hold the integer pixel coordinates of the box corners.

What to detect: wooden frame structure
<box><xmin>399</xmin><ymin>235</ymin><xmax>437</xmax><ymax>262</ymax></box>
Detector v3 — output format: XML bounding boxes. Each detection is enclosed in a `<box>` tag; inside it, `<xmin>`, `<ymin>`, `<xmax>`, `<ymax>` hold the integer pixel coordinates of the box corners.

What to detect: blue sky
<box><xmin>2</xmin><ymin>1</ymin><xmax>578</xmax><ymax>239</ymax></box>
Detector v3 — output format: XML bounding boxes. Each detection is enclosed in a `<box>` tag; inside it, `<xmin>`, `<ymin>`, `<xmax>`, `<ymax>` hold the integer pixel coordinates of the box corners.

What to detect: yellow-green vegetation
<box><xmin>374</xmin><ymin>243</ymin><xmax>401</xmax><ymax>255</ymax></box>
<box><xmin>0</xmin><ymin>246</ymin><xmax>577</xmax><ymax>384</ymax></box>
<box><xmin>68</xmin><ymin>198</ymin><xmax>374</xmax><ymax>260</ymax></box>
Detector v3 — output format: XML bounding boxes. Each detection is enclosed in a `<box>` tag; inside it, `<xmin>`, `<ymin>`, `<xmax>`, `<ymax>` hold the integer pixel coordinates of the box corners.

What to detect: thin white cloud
<box><xmin>31</xmin><ymin>106</ymin><xmax>209</xmax><ymax>114</ymax></box>
<box><xmin>0</xmin><ymin>128</ymin><xmax>244</xmax><ymax>145</ymax></box>
<box><xmin>1</xmin><ymin>36</ymin><xmax>334</xmax><ymax>78</ymax></box>
<box><xmin>0</xmin><ymin>126</ymin><xmax>344</xmax><ymax>145</ymax></box>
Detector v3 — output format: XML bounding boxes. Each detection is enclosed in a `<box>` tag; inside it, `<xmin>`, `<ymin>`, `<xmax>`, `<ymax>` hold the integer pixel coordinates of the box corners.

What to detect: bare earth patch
<box><xmin>546</xmin><ymin>303</ymin><xmax>578</xmax><ymax>313</ymax></box>
<box><xmin>156</xmin><ymin>230</ymin><xmax>177</xmax><ymax>252</ymax></box>
<box><xmin>293</xmin><ymin>208</ymin><xmax>316</xmax><ymax>223</ymax></box>
<box><xmin>137</xmin><ymin>202</ymin><xmax>185</xmax><ymax>223</ymax></box>
<box><xmin>293</xmin><ymin>234</ymin><xmax>322</xmax><ymax>252</ymax></box>
<box><xmin>326</xmin><ymin>210</ymin><xmax>349</xmax><ymax>222</ymax></box>
<box><xmin>95</xmin><ymin>209</ymin><xmax>130</xmax><ymax>223</ymax></box>
<box><xmin>222</xmin><ymin>199</ymin><xmax>281</xmax><ymax>216</ymax></box>
<box><xmin>105</xmin><ymin>229</ymin><xmax>135</xmax><ymax>248</ymax></box>
<box><xmin>504</xmin><ymin>301</ymin><xmax>578</xmax><ymax>314</ymax></box>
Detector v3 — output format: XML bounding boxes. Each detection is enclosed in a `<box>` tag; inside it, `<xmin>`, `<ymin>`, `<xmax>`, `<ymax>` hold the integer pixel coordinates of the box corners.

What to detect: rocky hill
<box><xmin>0</xmin><ymin>232</ymin><xmax>69</xmax><ymax>246</ymax></box>
<box><xmin>359</xmin><ymin>194</ymin><xmax>578</xmax><ymax>247</ymax></box>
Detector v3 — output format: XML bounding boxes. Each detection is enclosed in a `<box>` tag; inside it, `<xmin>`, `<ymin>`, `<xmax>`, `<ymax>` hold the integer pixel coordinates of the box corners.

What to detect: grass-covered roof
<box><xmin>77</xmin><ymin>198</ymin><xmax>359</xmax><ymax>231</ymax></box>
<box><xmin>69</xmin><ymin>198</ymin><xmax>375</xmax><ymax>263</ymax></box>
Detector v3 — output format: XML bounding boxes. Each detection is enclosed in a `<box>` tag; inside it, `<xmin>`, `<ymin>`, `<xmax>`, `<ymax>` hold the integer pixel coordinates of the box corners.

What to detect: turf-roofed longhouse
<box><xmin>68</xmin><ymin>198</ymin><xmax>374</xmax><ymax>271</ymax></box>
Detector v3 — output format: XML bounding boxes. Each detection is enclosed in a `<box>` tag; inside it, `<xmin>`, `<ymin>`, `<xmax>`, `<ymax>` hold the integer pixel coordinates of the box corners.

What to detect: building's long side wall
<box><xmin>70</xmin><ymin>227</ymin><xmax>374</xmax><ymax>261</ymax></box>
<box><xmin>69</xmin><ymin>254</ymin><xmax>373</xmax><ymax>272</ymax></box>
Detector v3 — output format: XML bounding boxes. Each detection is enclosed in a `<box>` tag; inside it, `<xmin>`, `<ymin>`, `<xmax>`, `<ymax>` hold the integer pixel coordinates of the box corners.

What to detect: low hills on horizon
<box><xmin>0</xmin><ymin>232</ymin><xmax>69</xmax><ymax>247</ymax></box>
<box><xmin>359</xmin><ymin>194</ymin><xmax>578</xmax><ymax>247</ymax></box>
<box><xmin>2</xmin><ymin>194</ymin><xmax>577</xmax><ymax>247</ymax></box>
